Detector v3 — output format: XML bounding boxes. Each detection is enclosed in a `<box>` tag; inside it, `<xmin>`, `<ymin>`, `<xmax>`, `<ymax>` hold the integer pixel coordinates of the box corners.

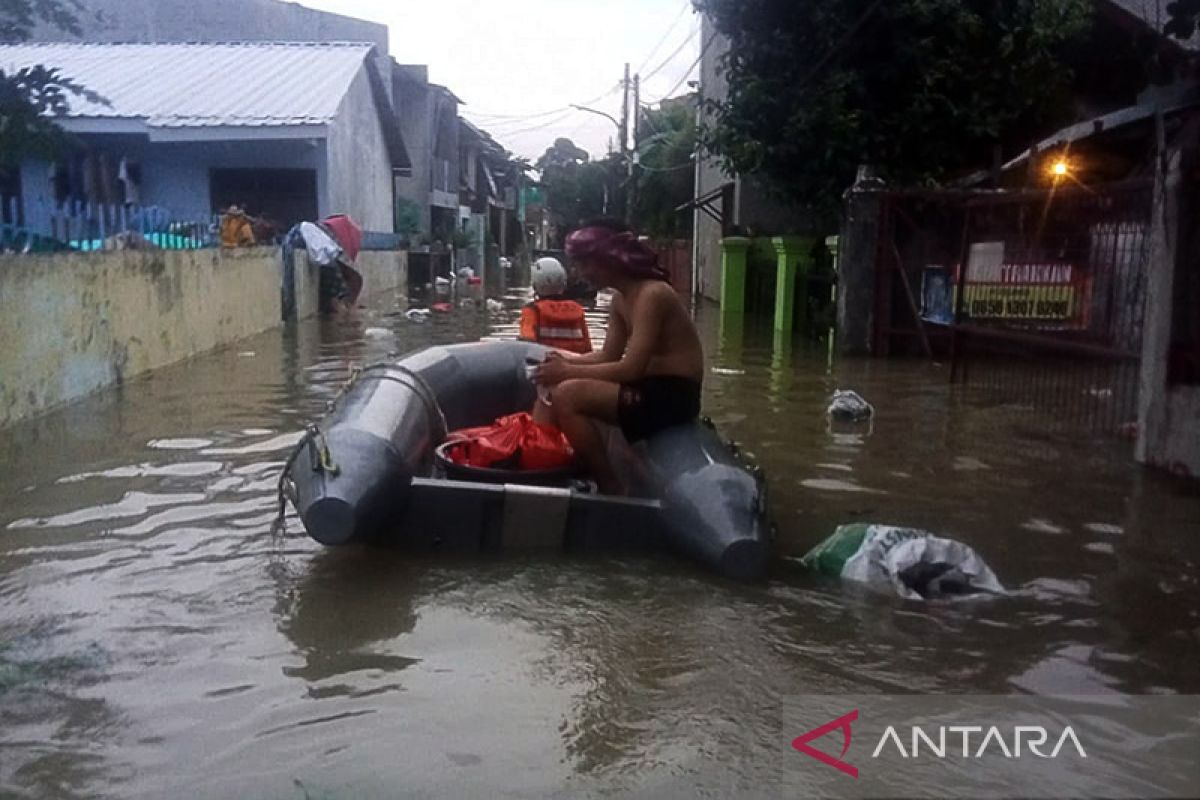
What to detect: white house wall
<box><xmin>325</xmin><ymin>65</ymin><xmax>394</xmax><ymax>231</ymax></box>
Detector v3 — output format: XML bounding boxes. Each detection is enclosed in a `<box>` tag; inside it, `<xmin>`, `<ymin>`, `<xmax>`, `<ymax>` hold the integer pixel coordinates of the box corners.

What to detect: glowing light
<box><xmin>1052</xmin><ymin>161</ymin><xmax>1069</xmax><ymax>176</ymax></box>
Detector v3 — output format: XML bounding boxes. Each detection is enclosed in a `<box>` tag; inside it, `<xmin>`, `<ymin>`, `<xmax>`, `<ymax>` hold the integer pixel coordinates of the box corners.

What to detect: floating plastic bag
<box><xmin>445</xmin><ymin>413</ymin><xmax>574</xmax><ymax>471</ymax></box>
<box><xmin>799</xmin><ymin>523</ymin><xmax>1005</xmax><ymax>600</ymax></box>
<box><xmin>827</xmin><ymin>390</ymin><xmax>874</xmax><ymax>421</ymax></box>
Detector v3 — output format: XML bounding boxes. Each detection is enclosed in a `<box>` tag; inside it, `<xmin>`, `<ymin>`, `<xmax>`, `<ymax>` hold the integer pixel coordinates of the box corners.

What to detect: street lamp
<box><xmin>570</xmin><ymin>104</ymin><xmax>633</xmax><ymax>222</ymax></box>
<box><xmin>570</xmin><ymin>104</ymin><xmax>621</xmax><ymax>132</ymax></box>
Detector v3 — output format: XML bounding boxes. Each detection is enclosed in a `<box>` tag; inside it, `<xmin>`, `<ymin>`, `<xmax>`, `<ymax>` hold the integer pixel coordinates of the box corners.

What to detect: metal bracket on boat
<box><xmin>306</xmin><ymin>424</ymin><xmax>340</xmax><ymax>476</ymax></box>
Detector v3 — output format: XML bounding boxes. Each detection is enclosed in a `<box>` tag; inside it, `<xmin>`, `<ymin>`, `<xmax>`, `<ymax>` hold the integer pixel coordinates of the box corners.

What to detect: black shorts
<box><xmin>617</xmin><ymin>375</ymin><xmax>702</xmax><ymax>442</ymax></box>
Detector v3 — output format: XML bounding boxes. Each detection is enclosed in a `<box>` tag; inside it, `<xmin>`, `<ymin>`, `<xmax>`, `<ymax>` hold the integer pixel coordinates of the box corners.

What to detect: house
<box><xmin>392</xmin><ymin>65</ymin><xmax>463</xmax><ymax>243</ymax></box>
<box><xmin>690</xmin><ymin>14</ymin><xmax>808</xmax><ymax>303</ymax></box>
<box><xmin>0</xmin><ymin>42</ymin><xmax>408</xmax><ymax>237</ymax></box>
<box><xmin>458</xmin><ymin>119</ymin><xmax>523</xmax><ymax>273</ymax></box>
<box><xmin>688</xmin><ymin>0</ymin><xmax>1191</xmax><ymax>304</ymax></box>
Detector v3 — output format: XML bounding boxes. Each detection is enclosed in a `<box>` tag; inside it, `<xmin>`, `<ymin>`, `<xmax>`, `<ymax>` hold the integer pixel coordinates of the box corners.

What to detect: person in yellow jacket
<box><xmin>519</xmin><ymin>257</ymin><xmax>592</xmax><ymax>355</ymax></box>
<box><xmin>219</xmin><ymin>205</ymin><xmax>255</xmax><ymax>248</ymax></box>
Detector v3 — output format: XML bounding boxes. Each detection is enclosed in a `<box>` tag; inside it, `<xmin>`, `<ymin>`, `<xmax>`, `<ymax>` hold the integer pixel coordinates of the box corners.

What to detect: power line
<box><xmin>645</xmin><ymin>28</ymin><xmax>717</xmax><ymax>106</ymax></box>
<box><xmin>641</xmin><ymin>25</ymin><xmax>699</xmax><ymax>83</ymax></box>
<box><xmin>636</xmin><ymin>1</ymin><xmax>693</xmax><ymax>75</ymax></box>
<box><xmin>484</xmin><ymin>108</ymin><xmax>579</xmax><ymax>137</ymax></box>
<box><xmin>465</xmin><ymin>83</ymin><xmax>622</xmax><ymax>122</ymax></box>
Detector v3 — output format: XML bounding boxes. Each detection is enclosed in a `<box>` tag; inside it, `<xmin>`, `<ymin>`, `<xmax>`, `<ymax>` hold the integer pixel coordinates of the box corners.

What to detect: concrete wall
<box><xmin>356</xmin><ymin>250</ymin><xmax>406</xmax><ymax>296</ymax></box>
<box><xmin>694</xmin><ymin>17</ymin><xmax>729</xmax><ymax>302</ymax></box>
<box><xmin>693</xmin><ymin>13</ymin><xmax>818</xmax><ymax>302</ymax></box>
<box><xmin>1137</xmin><ymin>146</ymin><xmax>1200</xmax><ymax>478</ymax></box>
<box><xmin>326</xmin><ymin>66</ymin><xmax>394</xmax><ymax>231</ymax></box>
<box><xmin>31</xmin><ymin>0</ymin><xmax>388</xmax><ymax>52</ymax></box>
<box><xmin>0</xmin><ymin>247</ymin><xmax>279</xmax><ymax>428</ymax></box>
<box><xmin>1</xmin><ymin>245</ymin><xmax>407</xmax><ymax>428</ymax></box>
<box><xmin>837</xmin><ymin>187</ymin><xmax>884</xmax><ymax>355</ymax></box>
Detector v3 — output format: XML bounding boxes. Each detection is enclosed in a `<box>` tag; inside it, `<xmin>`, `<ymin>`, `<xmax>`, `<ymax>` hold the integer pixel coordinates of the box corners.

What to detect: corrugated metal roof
<box><xmin>0</xmin><ymin>42</ymin><xmax>375</xmax><ymax>128</ymax></box>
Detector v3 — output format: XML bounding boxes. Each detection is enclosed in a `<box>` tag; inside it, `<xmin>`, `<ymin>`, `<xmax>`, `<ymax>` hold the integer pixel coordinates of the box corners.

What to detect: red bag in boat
<box><xmin>445</xmin><ymin>413</ymin><xmax>574</xmax><ymax>471</ymax></box>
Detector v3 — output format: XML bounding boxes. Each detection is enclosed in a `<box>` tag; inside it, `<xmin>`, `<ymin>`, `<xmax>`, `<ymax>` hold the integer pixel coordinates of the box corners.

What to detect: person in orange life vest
<box><xmin>519</xmin><ymin>257</ymin><xmax>592</xmax><ymax>355</ymax></box>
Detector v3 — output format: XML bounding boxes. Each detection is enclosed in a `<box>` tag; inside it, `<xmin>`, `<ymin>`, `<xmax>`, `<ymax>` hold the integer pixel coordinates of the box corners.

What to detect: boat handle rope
<box><xmin>271</xmin><ymin>362</ymin><xmax>446</xmax><ymax>538</ymax></box>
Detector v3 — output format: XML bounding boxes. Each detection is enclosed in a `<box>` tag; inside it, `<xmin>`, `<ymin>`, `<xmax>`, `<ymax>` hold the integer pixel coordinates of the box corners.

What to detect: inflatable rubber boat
<box><xmin>282</xmin><ymin>341</ymin><xmax>770</xmax><ymax>580</ymax></box>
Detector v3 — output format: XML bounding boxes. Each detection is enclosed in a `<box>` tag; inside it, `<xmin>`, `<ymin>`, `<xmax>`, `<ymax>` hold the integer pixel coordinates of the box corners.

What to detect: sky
<box><xmin>297</xmin><ymin>0</ymin><xmax>702</xmax><ymax>162</ymax></box>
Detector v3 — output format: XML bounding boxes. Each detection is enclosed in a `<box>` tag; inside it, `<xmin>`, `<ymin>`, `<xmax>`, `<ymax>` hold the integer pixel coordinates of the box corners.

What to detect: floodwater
<box><xmin>2</xmin><ymin>287</ymin><xmax>1199</xmax><ymax>799</ymax></box>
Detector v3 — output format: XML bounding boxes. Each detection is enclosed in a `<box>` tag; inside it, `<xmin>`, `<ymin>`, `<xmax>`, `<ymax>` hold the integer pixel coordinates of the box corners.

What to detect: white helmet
<box><xmin>532</xmin><ymin>257</ymin><xmax>567</xmax><ymax>297</ymax></box>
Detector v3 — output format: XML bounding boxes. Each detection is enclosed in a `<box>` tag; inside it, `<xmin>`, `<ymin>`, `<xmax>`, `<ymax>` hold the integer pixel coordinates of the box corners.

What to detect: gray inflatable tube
<box><xmin>286</xmin><ymin>340</ymin><xmax>770</xmax><ymax>580</ymax></box>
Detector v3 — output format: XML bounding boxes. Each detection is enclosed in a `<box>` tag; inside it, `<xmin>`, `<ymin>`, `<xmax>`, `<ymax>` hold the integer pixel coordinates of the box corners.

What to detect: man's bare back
<box><xmin>609</xmin><ymin>280</ymin><xmax>705</xmax><ymax>384</ymax></box>
<box><xmin>530</xmin><ymin>221</ymin><xmax>706</xmax><ymax>493</ymax></box>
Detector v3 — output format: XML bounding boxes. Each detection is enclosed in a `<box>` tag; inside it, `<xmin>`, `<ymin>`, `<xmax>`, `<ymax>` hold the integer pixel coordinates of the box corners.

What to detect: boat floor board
<box><xmin>393</xmin><ymin>478</ymin><xmax>668</xmax><ymax>554</ymax></box>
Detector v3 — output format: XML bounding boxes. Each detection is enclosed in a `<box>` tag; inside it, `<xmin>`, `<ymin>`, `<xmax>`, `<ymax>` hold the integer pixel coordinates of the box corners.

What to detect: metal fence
<box><xmin>1</xmin><ymin>197</ymin><xmax>218</xmax><ymax>254</ymax></box>
<box><xmin>949</xmin><ymin>180</ymin><xmax>1153</xmax><ymax>437</ymax></box>
<box><xmin>868</xmin><ymin>181</ymin><xmax>1153</xmax><ymax>438</ymax></box>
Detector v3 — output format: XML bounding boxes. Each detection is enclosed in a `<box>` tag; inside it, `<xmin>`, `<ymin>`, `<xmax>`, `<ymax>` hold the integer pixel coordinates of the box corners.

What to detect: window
<box><xmin>209</xmin><ymin>168</ymin><xmax>318</xmax><ymax>232</ymax></box>
<box><xmin>0</xmin><ymin>166</ymin><xmax>20</xmax><ymax>225</ymax></box>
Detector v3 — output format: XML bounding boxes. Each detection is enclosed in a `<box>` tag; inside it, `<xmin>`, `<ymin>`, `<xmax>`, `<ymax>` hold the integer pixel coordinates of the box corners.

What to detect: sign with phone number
<box><xmin>961</xmin><ymin>284</ymin><xmax>1083</xmax><ymax>322</ymax></box>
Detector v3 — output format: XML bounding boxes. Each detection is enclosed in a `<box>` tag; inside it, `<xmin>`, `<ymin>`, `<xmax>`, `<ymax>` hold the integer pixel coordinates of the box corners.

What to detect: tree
<box><xmin>1</xmin><ymin>0</ymin><xmax>101</xmax><ymax>168</ymax></box>
<box><xmin>634</xmin><ymin>100</ymin><xmax>697</xmax><ymax>238</ymax></box>
<box><xmin>694</xmin><ymin>0</ymin><xmax>1093</xmax><ymax>224</ymax></box>
<box><xmin>535</xmin><ymin>138</ymin><xmax>620</xmax><ymax>238</ymax></box>
<box><xmin>1165</xmin><ymin>0</ymin><xmax>1200</xmax><ymax>39</ymax></box>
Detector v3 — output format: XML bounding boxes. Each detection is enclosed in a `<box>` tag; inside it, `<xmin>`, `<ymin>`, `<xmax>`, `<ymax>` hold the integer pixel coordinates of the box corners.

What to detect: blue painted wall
<box><xmin>19</xmin><ymin>136</ymin><xmax>326</xmax><ymax>237</ymax></box>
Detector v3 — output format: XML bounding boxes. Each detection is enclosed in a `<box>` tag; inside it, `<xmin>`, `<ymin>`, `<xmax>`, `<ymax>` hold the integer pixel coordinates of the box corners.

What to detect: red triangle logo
<box><xmin>791</xmin><ymin>709</ymin><xmax>859</xmax><ymax>779</ymax></box>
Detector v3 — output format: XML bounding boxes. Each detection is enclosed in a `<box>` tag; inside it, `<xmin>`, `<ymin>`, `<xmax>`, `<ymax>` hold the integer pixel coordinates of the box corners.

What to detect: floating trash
<box><xmin>799</xmin><ymin>523</ymin><xmax>1005</xmax><ymax>600</ymax></box>
<box><xmin>827</xmin><ymin>390</ymin><xmax>874</xmax><ymax>421</ymax></box>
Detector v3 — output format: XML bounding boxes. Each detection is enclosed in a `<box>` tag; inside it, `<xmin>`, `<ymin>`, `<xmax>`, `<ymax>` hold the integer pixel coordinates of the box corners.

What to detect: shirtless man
<box><xmin>533</xmin><ymin>220</ymin><xmax>704</xmax><ymax>494</ymax></box>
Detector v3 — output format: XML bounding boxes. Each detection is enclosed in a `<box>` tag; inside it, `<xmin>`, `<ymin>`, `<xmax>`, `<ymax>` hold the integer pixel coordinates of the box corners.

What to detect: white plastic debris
<box><xmin>364</xmin><ymin>327</ymin><xmax>393</xmax><ymax>339</ymax></box>
<box><xmin>800</xmin><ymin>524</ymin><xmax>1006</xmax><ymax>600</ymax></box>
<box><xmin>827</xmin><ymin>390</ymin><xmax>874</xmax><ymax>421</ymax></box>
<box><xmin>711</xmin><ymin>367</ymin><xmax>746</xmax><ymax>376</ymax></box>
<box><xmin>404</xmin><ymin>308</ymin><xmax>431</xmax><ymax>323</ymax></box>
<box><xmin>486</xmin><ymin>298</ymin><xmax>504</xmax><ymax>313</ymax></box>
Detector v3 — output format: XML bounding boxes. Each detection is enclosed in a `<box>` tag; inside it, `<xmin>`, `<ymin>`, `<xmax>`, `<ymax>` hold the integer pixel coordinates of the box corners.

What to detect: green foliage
<box><xmin>694</xmin><ymin>0</ymin><xmax>1093</xmax><ymax>224</ymax></box>
<box><xmin>634</xmin><ymin>101</ymin><xmax>697</xmax><ymax>238</ymax></box>
<box><xmin>393</xmin><ymin>197</ymin><xmax>422</xmax><ymax>237</ymax></box>
<box><xmin>1</xmin><ymin>0</ymin><xmax>102</xmax><ymax>167</ymax></box>
<box><xmin>535</xmin><ymin>137</ymin><xmax>620</xmax><ymax>232</ymax></box>
<box><xmin>1</xmin><ymin>0</ymin><xmax>80</xmax><ymax>42</ymax></box>
<box><xmin>1165</xmin><ymin>0</ymin><xmax>1200</xmax><ymax>39</ymax></box>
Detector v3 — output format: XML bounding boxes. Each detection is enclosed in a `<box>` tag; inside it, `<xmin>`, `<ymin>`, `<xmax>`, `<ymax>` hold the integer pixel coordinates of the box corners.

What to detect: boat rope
<box><xmin>271</xmin><ymin>361</ymin><xmax>446</xmax><ymax>538</ymax></box>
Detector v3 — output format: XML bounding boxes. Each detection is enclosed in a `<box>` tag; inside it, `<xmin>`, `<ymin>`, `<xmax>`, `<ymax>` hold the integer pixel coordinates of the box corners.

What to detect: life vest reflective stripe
<box><xmin>537</xmin><ymin>325</ymin><xmax>585</xmax><ymax>339</ymax></box>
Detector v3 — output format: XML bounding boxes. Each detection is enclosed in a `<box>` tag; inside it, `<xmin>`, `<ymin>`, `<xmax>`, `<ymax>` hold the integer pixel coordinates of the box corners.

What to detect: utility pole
<box><xmin>629</xmin><ymin>73</ymin><xmax>640</xmax><ymax>226</ymax></box>
<box><xmin>620</xmin><ymin>62</ymin><xmax>630</xmax><ymax>223</ymax></box>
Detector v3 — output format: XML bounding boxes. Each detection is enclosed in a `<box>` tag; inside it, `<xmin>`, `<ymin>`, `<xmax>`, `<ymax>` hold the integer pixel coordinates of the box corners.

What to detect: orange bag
<box><xmin>446</xmin><ymin>413</ymin><xmax>574</xmax><ymax>470</ymax></box>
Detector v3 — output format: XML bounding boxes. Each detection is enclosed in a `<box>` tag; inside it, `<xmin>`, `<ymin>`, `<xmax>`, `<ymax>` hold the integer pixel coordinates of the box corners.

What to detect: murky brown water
<box><xmin>2</xmin><ymin>288</ymin><xmax>1199</xmax><ymax>798</ymax></box>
